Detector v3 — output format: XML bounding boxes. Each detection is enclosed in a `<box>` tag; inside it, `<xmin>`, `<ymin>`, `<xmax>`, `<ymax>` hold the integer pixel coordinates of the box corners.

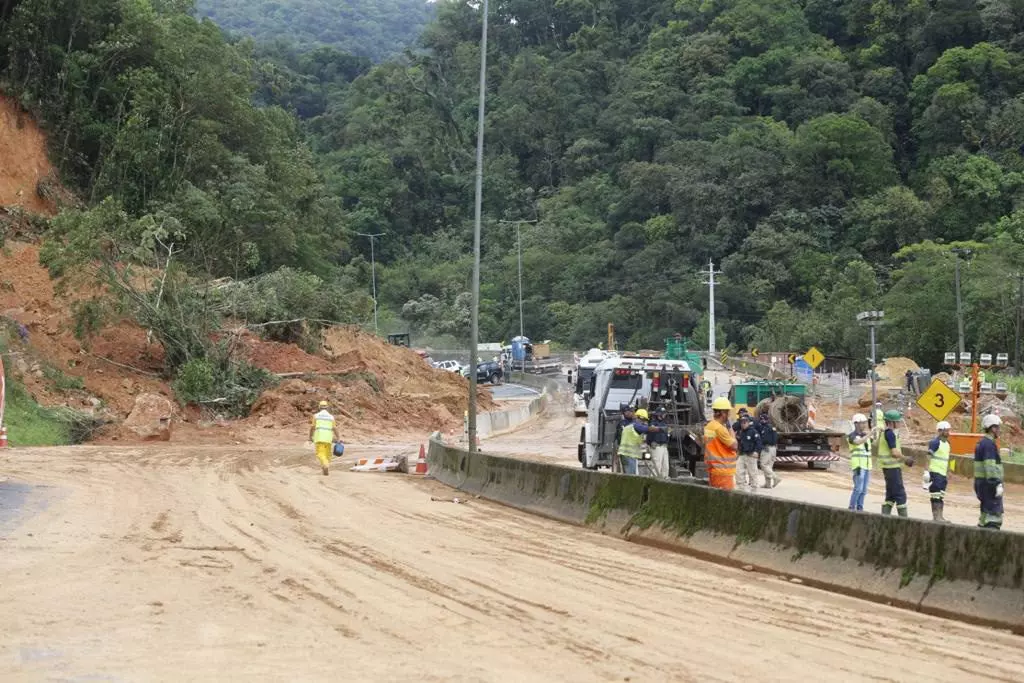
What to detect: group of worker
<box><xmin>617</xmin><ymin>405</ymin><xmax>673</xmax><ymax>477</ymax></box>
<box><xmin>701</xmin><ymin>398</ymin><xmax>780</xmax><ymax>492</ymax></box>
<box><xmin>847</xmin><ymin>402</ymin><xmax>1005</xmax><ymax>529</ymax></box>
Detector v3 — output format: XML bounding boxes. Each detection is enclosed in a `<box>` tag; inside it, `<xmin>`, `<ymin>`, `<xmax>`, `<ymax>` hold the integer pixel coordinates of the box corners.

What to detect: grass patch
<box><xmin>42</xmin><ymin>364</ymin><xmax>85</xmax><ymax>391</ymax></box>
<box><xmin>3</xmin><ymin>379</ymin><xmax>72</xmax><ymax>446</ymax></box>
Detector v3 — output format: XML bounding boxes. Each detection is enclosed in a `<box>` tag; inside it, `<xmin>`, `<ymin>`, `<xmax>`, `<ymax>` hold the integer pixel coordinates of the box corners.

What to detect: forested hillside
<box><xmin>3</xmin><ymin>0</ymin><xmax>1024</xmax><ymax>374</ymax></box>
<box><xmin>309</xmin><ymin>0</ymin><xmax>1024</xmax><ymax>368</ymax></box>
<box><xmin>194</xmin><ymin>0</ymin><xmax>435</xmax><ymax>61</ymax></box>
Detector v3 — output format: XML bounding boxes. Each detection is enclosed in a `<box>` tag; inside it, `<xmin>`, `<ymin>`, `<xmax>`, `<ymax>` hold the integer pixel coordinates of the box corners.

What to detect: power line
<box><xmin>699</xmin><ymin>259</ymin><xmax>723</xmax><ymax>354</ymax></box>
<box><xmin>354</xmin><ymin>232</ymin><xmax>385</xmax><ymax>335</ymax></box>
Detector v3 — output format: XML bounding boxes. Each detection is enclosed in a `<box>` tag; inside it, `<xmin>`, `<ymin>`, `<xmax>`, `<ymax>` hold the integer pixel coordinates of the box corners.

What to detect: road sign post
<box><xmin>916</xmin><ymin>378</ymin><xmax>962</xmax><ymax>423</ymax></box>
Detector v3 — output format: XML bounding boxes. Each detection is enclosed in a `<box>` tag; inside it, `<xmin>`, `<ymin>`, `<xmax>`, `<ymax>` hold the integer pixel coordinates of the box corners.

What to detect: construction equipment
<box><xmin>386</xmin><ymin>333</ymin><xmax>411</xmax><ymax>347</ymax></box>
<box><xmin>578</xmin><ymin>355</ymin><xmax>705</xmax><ymax>479</ymax></box>
<box><xmin>569</xmin><ymin>348</ymin><xmax>614</xmax><ymax>416</ymax></box>
<box><xmin>728</xmin><ymin>381</ymin><xmax>842</xmax><ymax>470</ymax></box>
<box><xmin>505</xmin><ymin>336</ymin><xmax>561</xmax><ymax>374</ymax></box>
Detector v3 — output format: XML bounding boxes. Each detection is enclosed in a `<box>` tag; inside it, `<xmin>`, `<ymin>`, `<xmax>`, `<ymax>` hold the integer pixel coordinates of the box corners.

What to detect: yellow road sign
<box><xmin>750</xmin><ymin>348</ymin><xmax>759</xmax><ymax>358</ymax></box>
<box><xmin>720</xmin><ymin>351</ymin><xmax>728</xmax><ymax>363</ymax></box>
<box><xmin>803</xmin><ymin>346</ymin><xmax>825</xmax><ymax>370</ymax></box>
<box><xmin>916</xmin><ymin>378</ymin><xmax>962</xmax><ymax>422</ymax></box>
<box><xmin>787</xmin><ymin>353</ymin><xmax>797</xmax><ymax>364</ymax></box>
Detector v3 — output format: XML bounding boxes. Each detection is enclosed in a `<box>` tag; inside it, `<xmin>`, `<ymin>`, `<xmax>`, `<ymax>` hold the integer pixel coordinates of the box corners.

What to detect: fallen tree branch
<box><xmin>83</xmin><ymin>351</ymin><xmax>161</xmax><ymax>377</ymax></box>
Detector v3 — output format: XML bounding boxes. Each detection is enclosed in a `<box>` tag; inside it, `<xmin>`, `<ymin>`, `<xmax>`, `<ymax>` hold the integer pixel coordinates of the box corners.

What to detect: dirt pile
<box><xmin>0</xmin><ymin>95</ymin><xmax>59</xmax><ymax>216</ymax></box>
<box><xmin>874</xmin><ymin>357</ymin><xmax>919</xmax><ymax>386</ymax></box>
<box><xmin>245</xmin><ymin>326</ymin><xmax>493</xmax><ymax>438</ymax></box>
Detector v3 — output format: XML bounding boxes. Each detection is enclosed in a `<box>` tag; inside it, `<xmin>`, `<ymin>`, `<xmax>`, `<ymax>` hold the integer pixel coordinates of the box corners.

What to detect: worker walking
<box><xmin>974</xmin><ymin>414</ymin><xmax>1005</xmax><ymax>529</ymax></box>
<box><xmin>923</xmin><ymin>421</ymin><xmax>952</xmax><ymax>522</ymax></box>
<box><xmin>308</xmin><ymin>400</ymin><xmax>341</xmax><ymax>476</ymax></box>
<box><xmin>646</xmin><ymin>408</ymin><xmax>671</xmax><ymax>478</ymax></box>
<box><xmin>758</xmin><ymin>413</ymin><xmax>780</xmax><ymax>489</ymax></box>
<box><xmin>736</xmin><ymin>414</ymin><xmax>763</xmax><ymax>493</ymax></box>
<box><xmin>847</xmin><ymin>413</ymin><xmax>872</xmax><ymax>511</ymax></box>
<box><xmin>704</xmin><ymin>398</ymin><xmax>738</xmax><ymax>490</ymax></box>
<box><xmin>879</xmin><ymin>410</ymin><xmax>910</xmax><ymax>516</ymax></box>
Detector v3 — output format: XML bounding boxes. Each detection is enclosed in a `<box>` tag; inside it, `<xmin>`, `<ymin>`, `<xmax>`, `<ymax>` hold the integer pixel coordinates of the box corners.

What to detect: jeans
<box><xmin>620</xmin><ymin>456</ymin><xmax>638</xmax><ymax>476</ymax></box>
<box><xmin>849</xmin><ymin>467</ymin><xmax>870</xmax><ymax>510</ymax></box>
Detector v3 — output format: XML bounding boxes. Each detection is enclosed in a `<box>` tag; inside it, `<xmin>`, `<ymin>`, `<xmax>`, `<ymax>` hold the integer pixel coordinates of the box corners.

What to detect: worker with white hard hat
<box><xmin>308</xmin><ymin>399</ymin><xmax>341</xmax><ymax>476</ymax></box>
<box><xmin>923</xmin><ymin>421</ymin><xmax>953</xmax><ymax>522</ymax></box>
<box><xmin>847</xmin><ymin>413</ymin><xmax>872</xmax><ymax>511</ymax></box>
<box><xmin>974</xmin><ymin>414</ymin><xmax>1005</xmax><ymax>529</ymax></box>
<box><xmin>872</xmin><ymin>401</ymin><xmax>885</xmax><ymax>435</ymax></box>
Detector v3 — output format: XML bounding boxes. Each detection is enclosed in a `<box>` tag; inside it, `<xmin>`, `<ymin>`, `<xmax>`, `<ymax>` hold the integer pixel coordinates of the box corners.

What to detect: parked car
<box><xmin>463</xmin><ymin>360</ymin><xmax>503</xmax><ymax>384</ymax></box>
<box><xmin>433</xmin><ymin>360</ymin><xmax>464</xmax><ymax>374</ymax></box>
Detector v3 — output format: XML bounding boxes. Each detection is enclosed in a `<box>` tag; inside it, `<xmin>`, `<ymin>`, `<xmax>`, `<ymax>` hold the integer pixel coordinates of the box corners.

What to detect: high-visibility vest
<box><xmin>619</xmin><ymin>424</ymin><xmax>643</xmax><ymax>459</ymax></box>
<box><xmin>929</xmin><ymin>439</ymin><xmax>951</xmax><ymax>476</ymax></box>
<box><xmin>704</xmin><ymin>420</ymin><xmax>737</xmax><ymax>475</ymax></box>
<box><xmin>848</xmin><ymin>434</ymin><xmax>872</xmax><ymax>471</ymax></box>
<box><xmin>313</xmin><ymin>409</ymin><xmax>335</xmax><ymax>444</ymax></box>
<box><xmin>878</xmin><ymin>429</ymin><xmax>902</xmax><ymax>469</ymax></box>
<box><xmin>873</xmin><ymin>409</ymin><xmax>885</xmax><ymax>428</ymax></box>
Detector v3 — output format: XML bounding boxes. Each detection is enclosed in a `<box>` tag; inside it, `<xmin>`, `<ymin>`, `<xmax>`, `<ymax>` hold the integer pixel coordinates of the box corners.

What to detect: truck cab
<box><xmin>578</xmin><ymin>356</ymin><xmax>705</xmax><ymax>478</ymax></box>
<box><xmin>569</xmin><ymin>348</ymin><xmax>612</xmax><ymax>415</ymax></box>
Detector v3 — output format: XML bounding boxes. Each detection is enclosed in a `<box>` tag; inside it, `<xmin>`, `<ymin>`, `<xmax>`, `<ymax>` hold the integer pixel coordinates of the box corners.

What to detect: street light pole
<box><xmin>952</xmin><ymin>247</ymin><xmax>973</xmax><ymax>357</ymax></box>
<box><xmin>499</xmin><ymin>219</ymin><xmax>537</xmax><ymax>340</ymax></box>
<box><xmin>857</xmin><ymin>310</ymin><xmax>885</xmax><ymax>425</ymax></box>
<box><xmin>355</xmin><ymin>231</ymin><xmax>384</xmax><ymax>335</ymax></box>
<box><xmin>467</xmin><ymin>0</ymin><xmax>489</xmax><ymax>454</ymax></box>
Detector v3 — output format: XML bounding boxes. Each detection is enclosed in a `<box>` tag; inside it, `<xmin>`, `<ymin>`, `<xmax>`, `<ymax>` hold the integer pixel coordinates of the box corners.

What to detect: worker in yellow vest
<box><xmin>308</xmin><ymin>400</ymin><xmax>341</xmax><ymax>476</ymax></box>
<box><xmin>922</xmin><ymin>421</ymin><xmax>952</xmax><ymax>522</ymax></box>
<box><xmin>847</xmin><ymin>413</ymin><xmax>871</xmax><ymax>511</ymax></box>
<box><xmin>878</xmin><ymin>409</ymin><xmax>911</xmax><ymax>516</ymax></box>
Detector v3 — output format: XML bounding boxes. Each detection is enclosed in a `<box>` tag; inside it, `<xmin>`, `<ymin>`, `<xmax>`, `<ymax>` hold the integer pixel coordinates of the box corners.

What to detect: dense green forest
<box><xmin>194</xmin><ymin>0</ymin><xmax>435</xmax><ymax>61</ymax></box>
<box><xmin>3</xmin><ymin>0</ymin><xmax>1024</xmax><ymax>376</ymax></box>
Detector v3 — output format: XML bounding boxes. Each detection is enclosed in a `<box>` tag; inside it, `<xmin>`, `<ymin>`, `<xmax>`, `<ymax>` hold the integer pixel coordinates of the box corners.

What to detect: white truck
<box><xmin>577</xmin><ymin>355</ymin><xmax>705</xmax><ymax>478</ymax></box>
<box><xmin>568</xmin><ymin>348</ymin><xmax>613</xmax><ymax>416</ymax></box>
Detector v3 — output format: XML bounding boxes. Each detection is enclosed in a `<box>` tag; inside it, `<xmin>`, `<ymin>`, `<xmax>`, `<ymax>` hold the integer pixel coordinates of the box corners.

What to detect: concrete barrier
<box><xmin>428</xmin><ymin>439</ymin><xmax>1024</xmax><ymax>632</ymax></box>
<box><xmin>474</xmin><ymin>385</ymin><xmax>550</xmax><ymax>440</ymax></box>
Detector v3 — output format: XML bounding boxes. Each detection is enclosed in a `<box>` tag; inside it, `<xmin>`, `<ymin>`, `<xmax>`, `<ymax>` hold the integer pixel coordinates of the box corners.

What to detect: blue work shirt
<box><xmin>974</xmin><ymin>435</ymin><xmax>1003</xmax><ymax>482</ymax></box>
<box><xmin>646</xmin><ymin>419</ymin><xmax>670</xmax><ymax>445</ymax></box>
<box><xmin>737</xmin><ymin>424</ymin><xmax>762</xmax><ymax>455</ymax></box>
<box><xmin>758</xmin><ymin>420</ymin><xmax>778</xmax><ymax>446</ymax></box>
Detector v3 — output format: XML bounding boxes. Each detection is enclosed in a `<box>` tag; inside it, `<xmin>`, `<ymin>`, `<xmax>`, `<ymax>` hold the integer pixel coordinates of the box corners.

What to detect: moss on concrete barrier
<box><xmin>428</xmin><ymin>439</ymin><xmax>1024</xmax><ymax>631</ymax></box>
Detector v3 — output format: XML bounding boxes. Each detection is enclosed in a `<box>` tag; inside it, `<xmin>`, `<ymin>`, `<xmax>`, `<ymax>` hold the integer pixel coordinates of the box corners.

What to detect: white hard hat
<box><xmin>936</xmin><ymin>421</ymin><xmax>952</xmax><ymax>431</ymax></box>
<box><xmin>982</xmin><ymin>414</ymin><xmax>1002</xmax><ymax>430</ymax></box>
<box><xmin>852</xmin><ymin>413</ymin><xmax>868</xmax><ymax>423</ymax></box>
<box><xmin>875</xmin><ymin>401</ymin><xmax>882</xmax><ymax>406</ymax></box>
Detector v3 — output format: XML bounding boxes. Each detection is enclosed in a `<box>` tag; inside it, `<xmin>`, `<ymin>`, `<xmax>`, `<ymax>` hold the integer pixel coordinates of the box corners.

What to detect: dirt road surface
<box><xmin>4</xmin><ymin>433</ymin><xmax>1024</xmax><ymax>681</ymax></box>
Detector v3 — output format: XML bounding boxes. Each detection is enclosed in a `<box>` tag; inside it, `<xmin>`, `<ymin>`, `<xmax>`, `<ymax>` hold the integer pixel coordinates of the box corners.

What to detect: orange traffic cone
<box><xmin>0</xmin><ymin>426</ymin><xmax>7</xmax><ymax>448</ymax></box>
<box><xmin>414</xmin><ymin>444</ymin><xmax>428</xmax><ymax>475</ymax></box>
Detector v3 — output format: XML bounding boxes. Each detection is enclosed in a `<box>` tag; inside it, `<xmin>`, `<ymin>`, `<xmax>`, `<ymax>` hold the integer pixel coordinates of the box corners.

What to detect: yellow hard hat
<box><xmin>318</xmin><ymin>400</ymin><xmax>329</xmax><ymax>408</ymax></box>
<box><xmin>711</xmin><ymin>397</ymin><xmax>732</xmax><ymax>411</ymax></box>
<box><xmin>635</xmin><ymin>408</ymin><xmax>649</xmax><ymax>420</ymax></box>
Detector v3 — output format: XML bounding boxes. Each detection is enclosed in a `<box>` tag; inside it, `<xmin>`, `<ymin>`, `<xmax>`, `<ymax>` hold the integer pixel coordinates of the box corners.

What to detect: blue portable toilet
<box><xmin>511</xmin><ymin>336</ymin><xmax>530</xmax><ymax>362</ymax></box>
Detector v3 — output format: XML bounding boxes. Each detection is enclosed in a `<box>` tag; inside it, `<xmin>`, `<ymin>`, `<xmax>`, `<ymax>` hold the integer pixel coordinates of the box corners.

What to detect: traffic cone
<box><xmin>414</xmin><ymin>444</ymin><xmax>428</xmax><ymax>475</ymax></box>
<box><xmin>0</xmin><ymin>427</ymin><xmax>7</xmax><ymax>449</ymax></box>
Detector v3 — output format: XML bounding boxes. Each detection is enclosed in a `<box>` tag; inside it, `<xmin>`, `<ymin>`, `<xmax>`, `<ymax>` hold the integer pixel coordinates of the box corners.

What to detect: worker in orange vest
<box><xmin>704</xmin><ymin>397</ymin><xmax>738</xmax><ymax>490</ymax></box>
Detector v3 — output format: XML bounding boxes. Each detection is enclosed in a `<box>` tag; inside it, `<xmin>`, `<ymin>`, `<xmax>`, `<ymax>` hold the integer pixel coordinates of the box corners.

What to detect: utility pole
<box><xmin>857</xmin><ymin>310</ymin><xmax>885</xmax><ymax>422</ymax></box>
<box><xmin>355</xmin><ymin>232</ymin><xmax>384</xmax><ymax>335</ymax></box>
<box><xmin>498</xmin><ymin>219</ymin><xmax>537</xmax><ymax>340</ymax></box>
<box><xmin>700</xmin><ymin>259</ymin><xmax>723</xmax><ymax>354</ymax></box>
<box><xmin>1015</xmin><ymin>273</ymin><xmax>1024</xmax><ymax>372</ymax></box>
<box><xmin>467</xmin><ymin>0</ymin><xmax>489</xmax><ymax>454</ymax></box>
<box><xmin>952</xmin><ymin>247</ymin><xmax>973</xmax><ymax>357</ymax></box>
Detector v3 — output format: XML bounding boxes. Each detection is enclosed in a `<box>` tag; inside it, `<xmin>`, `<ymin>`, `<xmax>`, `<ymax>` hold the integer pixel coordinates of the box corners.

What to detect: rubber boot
<box><xmin>881</xmin><ymin>503</ymin><xmax>893</xmax><ymax>515</ymax></box>
<box><xmin>322</xmin><ymin>465</ymin><xmax>329</xmax><ymax>476</ymax></box>
<box><xmin>897</xmin><ymin>506</ymin><xmax>908</xmax><ymax>518</ymax></box>
<box><xmin>930</xmin><ymin>499</ymin><xmax>945</xmax><ymax>522</ymax></box>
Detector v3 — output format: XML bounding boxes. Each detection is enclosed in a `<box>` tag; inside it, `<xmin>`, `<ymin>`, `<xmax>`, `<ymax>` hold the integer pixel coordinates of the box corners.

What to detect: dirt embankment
<box><xmin>245</xmin><ymin>327</ymin><xmax>493</xmax><ymax>439</ymax></box>
<box><xmin>0</xmin><ymin>95</ymin><xmax>60</xmax><ymax>217</ymax></box>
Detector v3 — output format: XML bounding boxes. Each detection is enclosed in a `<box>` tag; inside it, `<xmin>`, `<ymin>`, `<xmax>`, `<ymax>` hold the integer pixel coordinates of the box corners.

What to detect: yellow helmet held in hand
<box><xmin>318</xmin><ymin>400</ymin><xmax>329</xmax><ymax>408</ymax></box>
<box><xmin>635</xmin><ymin>408</ymin><xmax>650</xmax><ymax>420</ymax></box>
<box><xmin>711</xmin><ymin>397</ymin><xmax>732</xmax><ymax>411</ymax></box>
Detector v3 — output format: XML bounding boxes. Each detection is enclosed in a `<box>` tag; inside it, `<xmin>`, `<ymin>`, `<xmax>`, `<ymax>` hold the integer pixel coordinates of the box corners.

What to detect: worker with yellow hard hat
<box><xmin>617</xmin><ymin>407</ymin><xmax>665</xmax><ymax>476</ymax></box>
<box><xmin>704</xmin><ymin>397</ymin><xmax>738</xmax><ymax>490</ymax></box>
<box><xmin>308</xmin><ymin>400</ymin><xmax>341</xmax><ymax>476</ymax></box>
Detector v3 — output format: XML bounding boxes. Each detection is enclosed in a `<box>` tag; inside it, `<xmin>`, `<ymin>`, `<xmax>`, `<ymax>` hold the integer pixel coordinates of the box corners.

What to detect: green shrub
<box><xmin>173</xmin><ymin>357</ymin><xmax>275</xmax><ymax>417</ymax></box>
